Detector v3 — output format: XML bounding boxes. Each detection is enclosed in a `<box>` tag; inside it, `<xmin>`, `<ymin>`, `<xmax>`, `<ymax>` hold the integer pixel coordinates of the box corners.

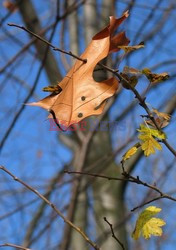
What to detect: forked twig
<box><xmin>104</xmin><ymin>217</ymin><xmax>125</xmax><ymax>250</ymax></box>
<box><xmin>65</xmin><ymin>170</ymin><xmax>176</xmax><ymax>210</ymax></box>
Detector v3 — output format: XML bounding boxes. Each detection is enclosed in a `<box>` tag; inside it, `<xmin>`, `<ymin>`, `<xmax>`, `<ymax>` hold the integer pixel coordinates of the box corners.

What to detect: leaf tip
<box><xmin>124</xmin><ymin>10</ymin><xmax>129</xmax><ymax>17</ymax></box>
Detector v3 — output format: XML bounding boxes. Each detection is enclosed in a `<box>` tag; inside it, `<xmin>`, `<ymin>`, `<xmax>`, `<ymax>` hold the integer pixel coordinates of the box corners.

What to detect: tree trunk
<box><xmin>71</xmin><ymin>1</ymin><xmax>128</xmax><ymax>249</ymax></box>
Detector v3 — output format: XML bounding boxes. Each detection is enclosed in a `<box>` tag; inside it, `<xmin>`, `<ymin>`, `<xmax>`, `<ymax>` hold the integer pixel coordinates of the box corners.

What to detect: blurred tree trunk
<box><xmin>70</xmin><ymin>1</ymin><xmax>128</xmax><ymax>250</ymax></box>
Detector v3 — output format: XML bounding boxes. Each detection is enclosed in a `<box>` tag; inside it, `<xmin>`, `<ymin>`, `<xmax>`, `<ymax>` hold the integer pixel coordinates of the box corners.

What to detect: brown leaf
<box><xmin>118</xmin><ymin>41</ymin><xmax>144</xmax><ymax>53</ymax></box>
<box><xmin>29</xmin><ymin>13</ymin><xmax>129</xmax><ymax>127</ymax></box>
<box><xmin>120</xmin><ymin>66</ymin><xmax>140</xmax><ymax>89</ymax></box>
<box><xmin>120</xmin><ymin>73</ymin><xmax>138</xmax><ymax>89</ymax></box>
<box><xmin>146</xmin><ymin>118</ymin><xmax>169</xmax><ymax>129</ymax></box>
<box><xmin>93</xmin><ymin>12</ymin><xmax>130</xmax><ymax>53</ymax></box>
<box><xmin>152</xmin><ymin>109</ymin><xmax>171</xmax><ymax>121</ymax></box>
<box><xmin>142</xmin><ymin>68</ymin><xmax>169</xmax><ymax>84</ymax></box>
<box><xmin>146</xmin><ymin>108</ymin><xmax>171</xmax><ymax>129</ymax></box>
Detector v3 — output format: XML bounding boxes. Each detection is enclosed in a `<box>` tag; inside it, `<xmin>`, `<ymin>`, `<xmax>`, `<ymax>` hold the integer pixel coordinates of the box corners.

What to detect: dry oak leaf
<box><xmin>29</xmin><ymin>12</ymin><xmax>129</xmax><ymax>127</ymax></box>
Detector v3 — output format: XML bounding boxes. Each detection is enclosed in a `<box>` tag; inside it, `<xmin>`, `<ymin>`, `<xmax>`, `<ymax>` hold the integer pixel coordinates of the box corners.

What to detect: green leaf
<box><xmin>150</xmin><ymin>129</ymin><xmax>166</xmax><ymax>140</ymax></box>
<box><xmin>132</xmin><ymin>206</ymin><xmax>166</xmax><ymax>240</ymax></box>
<box><xmin>139</xmin><ymin>135</ymin><xmax>162</xmax><ymax>156</ymax></box>
<box><xmin>138</xmin><ymin>124</ymin><xmax>166</xmax><ymax>140</ymax></box>
<box><xmin>138</xmin><ymin>124</ymin><xmax>163</xmax><ymax>156</ymax></box>
<box><xmin>122</xmin><ymin>143</ymin><xmax>141</xmax><ymax>161</ymax></box>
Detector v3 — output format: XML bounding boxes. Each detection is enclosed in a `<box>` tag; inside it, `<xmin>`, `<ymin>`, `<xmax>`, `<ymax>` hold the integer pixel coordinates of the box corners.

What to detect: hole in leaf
<box><xmin>81</xmin><ymin>96</ymin><xmax>86</xmax><ymax>101</ymax></box>
<box><xmin>78</xmin><ymin>113</ymin><xmax>83</xmax><ymax>118</ymax></box>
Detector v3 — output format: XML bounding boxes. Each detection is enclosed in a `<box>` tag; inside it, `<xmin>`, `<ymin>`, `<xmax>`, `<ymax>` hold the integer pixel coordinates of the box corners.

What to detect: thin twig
<box><xmin>0</xmin><ymin>165</ymin><xmax>100</xmax><ymax>250</ymax></box>
<box><xmin>0</xmin><ymin>243</ymin><xmax>31</xmax><ymax>250</ymax></box>
<box><xmin>23</xmin><ymin>165</ymin><xmax>68</xmax><ymax>247</ymax></box>
<box><xmin>65</xmin><ymin>170</ymin><xmax>126</xmax><ymax>181</ymax></box>
<box><xmin>1</xmin><ymin>0</ymin><xmax>86</xmax><ymax>75</ymax></box>
<box><xmin>64</xmin><ymin>170</ymin><xmax>163</xmax><ymax>195</ymax></box>
<box><xmin>64</xmin><ymin>170</ymin><xmax>176</xmax><ymax>208</ymax></box>
<box><xmin>131</xmin><ymin>196</ymin><xmax>164</xmax><ymax>212</ymax></box>
<box><xmin>0</xmin><ymin>10</ymin><xmax>60</xmax><ymax>153</ymax></box>
<box><xmin>7</xmin><ymin>23</ymin><xmax>119</xmax><ymax>71</ymax></box>
<box><xmin>104</xmin><ymin>217</ymin><xmax>125</xmax><ymax>250</ymax></box>
<box><xmin>8</xmin><ymin>23</ymin><xmax>87</xmax><ymax>63</ymax></box>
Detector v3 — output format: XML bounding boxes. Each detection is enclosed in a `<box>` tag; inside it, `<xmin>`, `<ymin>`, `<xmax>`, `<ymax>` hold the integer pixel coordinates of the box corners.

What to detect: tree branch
<box><xmin>0</xmin><ymin>243</ymin><xmax>31</xmax><ymax>250</ymax></box>
<box><xmin>0</xmin><ymin>165</ymin><xmax>100</xmax><ymax>250</ymax></box>
<box><xmin>104</xmin><ymin>217</ymin><xmax>125</xmax><ymax>250</ymax></box>
<box><xmin>8</xmin><ymin>23</ymin><xmax>87</xmax><ymax>63</ymax></box>
<box><xmin>64</xmin><ymin>170</ymin><xmax>176</xmax><ymax>209</ymax></box>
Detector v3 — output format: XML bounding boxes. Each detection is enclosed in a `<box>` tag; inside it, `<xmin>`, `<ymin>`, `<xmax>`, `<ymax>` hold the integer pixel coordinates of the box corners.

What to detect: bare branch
<box><xmin>104</xmin><ymin>217</ymin><xmax>125</xmax><ymax>250</ymax></box>
<box><xmin>0</xmin><ymin>243</ymin><xmax>31</xmax><ymax>250</ymax></box>
<box><xmin>8</xmin><ymin>23</ymin><xmax>87</xmax><ymax>63</ymax></box>
<box><xmin>64</xmin><ymin>169</ymin><xmax>176</xmax><ymax>209</ymax></box>
<box><xmin>0</xmin><ymin>165</ymin><xmax>100</xmax><ymax>250</ymax></box>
